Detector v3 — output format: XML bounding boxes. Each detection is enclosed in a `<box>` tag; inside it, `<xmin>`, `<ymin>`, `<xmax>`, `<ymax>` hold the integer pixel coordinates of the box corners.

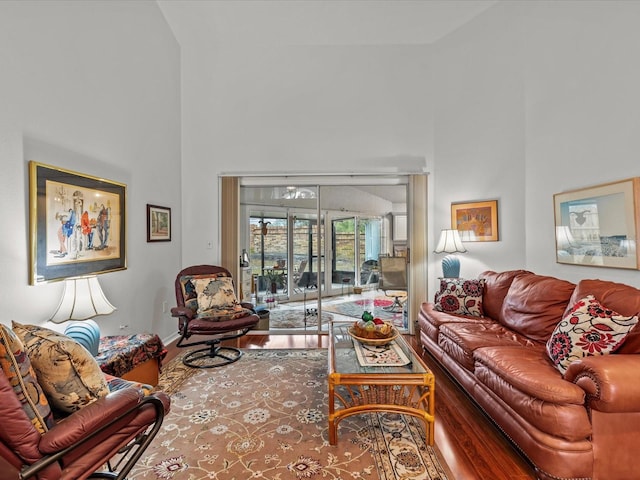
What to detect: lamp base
<box><xmin>441</xmin><ymin>255</ymin><xmax>461</xmax><ymax>278</ymax></box>
<box><xmin>64</xmin><ymin>319</ymin><xmax>100</xmax><ymax>356</ymax></box>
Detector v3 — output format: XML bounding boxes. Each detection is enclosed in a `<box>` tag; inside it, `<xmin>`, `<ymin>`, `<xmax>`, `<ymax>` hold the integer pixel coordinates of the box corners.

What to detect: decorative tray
<box><xmin>348</xmin><ymin>325</ymin><xmax>399</xmax><ymax>346</ymax></box>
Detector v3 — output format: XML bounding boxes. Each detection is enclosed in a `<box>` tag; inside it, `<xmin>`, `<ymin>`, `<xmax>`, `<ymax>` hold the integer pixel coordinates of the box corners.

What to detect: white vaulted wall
<box><xmin>0</xmin><ymin>0</ymin><xmax>181</xmax><ymax>338</ymax></box>
<box><xmin>1</xmin><ymin>0</ymin><xmax>639</xmax><ymax>338</ymax></box>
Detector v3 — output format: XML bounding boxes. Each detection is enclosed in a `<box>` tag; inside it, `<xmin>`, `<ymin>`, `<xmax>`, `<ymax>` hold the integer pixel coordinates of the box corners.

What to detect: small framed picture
<box><xmin>451</xmin><ymin>200</ymin><xmax>499</xmax><ymax>242</ymax></box>
<box><xmin>147</xmin><ymin>204</ymin><xmax>171</xmax><ymax>242</ymax></box>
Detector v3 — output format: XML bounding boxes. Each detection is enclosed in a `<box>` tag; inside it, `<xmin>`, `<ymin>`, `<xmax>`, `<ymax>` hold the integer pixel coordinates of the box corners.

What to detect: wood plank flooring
<box><xmin>163</xmin><ymin>333</ymin><xmax>537</xmax><ymax>480</ymax></box>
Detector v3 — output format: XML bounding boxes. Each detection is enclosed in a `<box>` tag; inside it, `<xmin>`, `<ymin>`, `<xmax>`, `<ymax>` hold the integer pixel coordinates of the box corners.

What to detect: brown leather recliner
<box><xmin>0</xmin><ymin>367</ymin><xmax>170</xmax><ymax>480</ymax></box>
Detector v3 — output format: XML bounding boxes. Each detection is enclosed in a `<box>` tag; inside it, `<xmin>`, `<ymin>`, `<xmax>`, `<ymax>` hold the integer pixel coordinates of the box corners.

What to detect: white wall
<box><xmin>3</xmin><ymin>0</ymin><xmax>640</xmax><ymax>336</ymax></box>
<box><xmin>0</xmin><ymin>0</ymin><xmax>182</xmax><ymax>340</ymax></box>
<box><xmin>176</xmin><ymin>34</ymin><xmax>434</xmax><ymax>266</ymax></box>
<box><xmin>431</xmin><ymin>1</ymin><xmax>640</xmax><ymax>297</ymax></box>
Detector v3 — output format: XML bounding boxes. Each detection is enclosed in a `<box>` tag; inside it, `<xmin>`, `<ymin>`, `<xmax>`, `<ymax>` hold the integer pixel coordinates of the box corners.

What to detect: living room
<box><xmin>1</xmin><ymin>1</ymin><xmax>640</xmax><ymax>479</ymax></box>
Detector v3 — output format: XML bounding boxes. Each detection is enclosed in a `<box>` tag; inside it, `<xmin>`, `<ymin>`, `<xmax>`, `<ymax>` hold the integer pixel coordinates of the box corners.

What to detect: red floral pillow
<box><xmin>434</xmin><ymin>278</ymin><xmax>485</xmax><ymax>317</ymax></box>
<box><xmin>546</xmin><ymin>295</ymin><xmax>639</xmax><ymax>374</ymax></box>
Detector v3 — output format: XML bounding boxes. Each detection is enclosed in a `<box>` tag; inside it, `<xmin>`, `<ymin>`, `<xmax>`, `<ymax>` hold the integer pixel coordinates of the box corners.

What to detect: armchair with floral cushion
<box><xmin>171</xmin><ymin>264</ymin><xmax>259</xmax><ymax>368</ymax></box>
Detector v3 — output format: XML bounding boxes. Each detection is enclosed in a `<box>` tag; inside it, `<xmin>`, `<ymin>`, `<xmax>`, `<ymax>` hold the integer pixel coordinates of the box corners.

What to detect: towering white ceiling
<box><xmin>158</xmin><ymin>0</ymin><xmax>498</xmax><ymax>48</ymax></box>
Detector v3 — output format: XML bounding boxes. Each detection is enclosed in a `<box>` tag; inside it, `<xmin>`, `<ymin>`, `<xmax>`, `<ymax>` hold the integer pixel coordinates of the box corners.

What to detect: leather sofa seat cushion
<box><xmin>418</xmin><ymin>302</ymin><xmax>491</xmax><ymax>342</ymax></box>
<box><xmin>500</xmin><ymin>273</ymin><xmax>576</xmax><ymax>342</ymax></box>
<box><xmin>474</xmin><ymin>346</ymin><xmax>592</xmax><ymax>442</ymax></box>
<box><xmin>439</xmin><ymin>322</ymin><xmax>537</xmax><ymax>371</ymax></box>
<box><xmin>478</xmin><ymin>269</ymin><xmax>531</xmax><ymax>322</ymax></box>
<box><xmin>567</xmin><ymin>279</ymin><xmax>640</xmax><ymax>354</ymax></box>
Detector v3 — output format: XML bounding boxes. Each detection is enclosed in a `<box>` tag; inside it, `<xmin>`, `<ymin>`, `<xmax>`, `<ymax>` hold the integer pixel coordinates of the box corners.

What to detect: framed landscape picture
<box><xmin>451</xmin><ymin>200</ymin><xmax>499</xmax><ymax>242</ymax></box>
<box><xmin>147</xmin><ymin>204</ymin><xmax>171</xmax><ymax>242</ymax></box>
<box><xmin>554</xmin><ymin>178</ymin><xmax>639</xmax><ymax>269</ymax></box>
<box><xmin>29</xmin><ymin>161</ymin><xmax>127</xmax><ymax>285</ymax></box>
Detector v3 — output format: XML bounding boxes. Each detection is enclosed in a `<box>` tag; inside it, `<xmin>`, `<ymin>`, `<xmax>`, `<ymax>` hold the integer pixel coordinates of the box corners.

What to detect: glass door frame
<box><xmin>232</xmin><ymin>174</ymin><xmax>426</xmax><ymax>335</ymax></box>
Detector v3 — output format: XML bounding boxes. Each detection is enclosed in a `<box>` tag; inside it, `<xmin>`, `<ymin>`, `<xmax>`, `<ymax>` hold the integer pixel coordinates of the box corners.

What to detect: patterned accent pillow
<box><xmin>546</xmin><ymin>295</ymin><xmax>639</xmax><ymax>374</ymax></box>
<box><xmin>12</xmin><ymin>321</ymin><xmax>109</xmax><ymax>414</ymax></box>
<box><xmin>104</xmin><ymin>373</ymin><xmax>153</xmax><ymax>396</ymax></box>
<box><xmin>0</xmin><ymin>325</ymin><xmax>54</xmax><ymax>433</ymax></box>
<box><xmin>179</xmin><ymin>273</ymin><xmax>228</xmax><ymax>312</ymax></box>
<box><xmin>194</xmin><ymin>277</ymin><xmax>253</xmax><ymax>320</ymax></box>
<box><xmin>434</xmin><ymin>278</ymin><xmax>485</xmax><ymax>317</ymax></box>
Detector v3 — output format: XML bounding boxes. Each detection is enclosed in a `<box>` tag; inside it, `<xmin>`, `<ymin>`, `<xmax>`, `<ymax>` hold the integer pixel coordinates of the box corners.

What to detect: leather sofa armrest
<box><xmin>240</xmin><ymin>302</ymin><xmax>255</xmax><ymax>311</ymax></box>
<box><xmin>39</xmin><ymin>388</ymin><xmax>144</xmax><ymax>453</ymax></box>
<box><xmin>171</xmin><ymin>306</ymin><xmax>194</xmax><ymax>319</ymax></box>
<box><xmin>564</xmin><ymin>354</ymin><xmax>640</xmax><ymax>413</ymax></box>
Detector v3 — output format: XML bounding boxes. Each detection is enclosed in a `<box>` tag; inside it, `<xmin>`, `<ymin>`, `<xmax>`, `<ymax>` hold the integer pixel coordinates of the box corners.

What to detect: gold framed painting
<box><xmin>554</xmin><ymin>178</ymin><xmax>639</xmax><ymax>269</ymax></box>
<box><xmin>29</xmin><ymin>161</ymin><xmax>127</xmax><ymax>284</ymax></box>
<box><xmin>451</xmin><ymin>200</ymin><xmax>499</xmax><ymax>242</ymax></box>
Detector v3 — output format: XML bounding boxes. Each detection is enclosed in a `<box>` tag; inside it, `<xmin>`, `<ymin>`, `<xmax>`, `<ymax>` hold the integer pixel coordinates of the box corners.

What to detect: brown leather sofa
<box><xmin>418</xmin><ymin>270</ymin><xmax>640</xmax><ymax>480</ymax></box>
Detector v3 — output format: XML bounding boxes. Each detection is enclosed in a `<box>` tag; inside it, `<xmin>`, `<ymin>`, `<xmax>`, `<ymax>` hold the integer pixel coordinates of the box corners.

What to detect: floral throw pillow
<box><xmin>434</xmin><ymin>278</ymin><xmax>485</xmax><ymax>317</ymax></box>
<box><xmin>546</xmin><ymin>295</ymin><xmax>639</xmax><ymax>374</ymax></box>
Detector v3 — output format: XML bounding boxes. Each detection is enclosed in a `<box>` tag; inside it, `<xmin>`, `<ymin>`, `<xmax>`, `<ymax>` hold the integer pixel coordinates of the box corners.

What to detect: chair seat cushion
<box><xmin>185</xmin><ymin>313</ymin><xmax>259</xmax><ymax>335</ymax></box>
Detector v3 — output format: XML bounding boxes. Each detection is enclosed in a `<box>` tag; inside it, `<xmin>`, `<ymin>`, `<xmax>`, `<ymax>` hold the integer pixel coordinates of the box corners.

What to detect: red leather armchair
<box><xmin>0</xmin><ymin>367</ymin><xmax>170</xmax><ymax>480</ymax></box>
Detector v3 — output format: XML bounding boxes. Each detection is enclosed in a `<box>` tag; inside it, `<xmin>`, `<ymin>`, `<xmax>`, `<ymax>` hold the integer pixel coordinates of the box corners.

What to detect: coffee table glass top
<box><xmin>329</xmin><ymin>321</ymin><xmax>428</xmax><ymax>375</ymax></box>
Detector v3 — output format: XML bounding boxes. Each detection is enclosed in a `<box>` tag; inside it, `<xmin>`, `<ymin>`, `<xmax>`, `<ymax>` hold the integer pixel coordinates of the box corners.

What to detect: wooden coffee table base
<box><xmin>328</xmin><ymin>373</ymin><xmax>435</xmax><ymax>446</ymax></box>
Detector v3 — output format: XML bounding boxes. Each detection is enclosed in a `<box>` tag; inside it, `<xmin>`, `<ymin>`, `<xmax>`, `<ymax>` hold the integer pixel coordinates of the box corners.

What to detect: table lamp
<box><xmin>434</xmin><ymin>229</ymin><xmax>467</xmax><ymax>278</ymax></box>
<box><xmin>50</xmin><ymin>275</ymin><xmax>116</xmax><ymax>355</ymax></box>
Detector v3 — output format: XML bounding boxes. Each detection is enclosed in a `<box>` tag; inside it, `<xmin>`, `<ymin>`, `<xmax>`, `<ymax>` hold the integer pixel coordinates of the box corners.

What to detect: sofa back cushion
<box><xmin>500</xmin><ymin>273</ymin><xmax>576</xmax><ymax>342</ymax></box>
<box><xmin>478</xmin><ymin>270</ymin><xmax>531</xmax><ymax>322</ymax></box>
<box><xmin>567</xmin><ymin>279</ymin><xmax>640</xmax><ymax>354</ymax></box>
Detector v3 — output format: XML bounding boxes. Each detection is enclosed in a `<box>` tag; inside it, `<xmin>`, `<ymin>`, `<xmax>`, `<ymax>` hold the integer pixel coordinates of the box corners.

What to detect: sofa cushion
<box><xmin>474</xmin><ymin>346</ymin><xmax>592</xmax><ymax>442</ymax></box>
<box><xmin>434</xmin><ymin>278</ymin><xmax>485</xmax><ymax>316</ymax></box>
<box><xmin>478</xmin><ymin>270</ymin><xmax>531</xmax><ymax>322</ymax></box>
<box><xmin>12</xmin><ymin>321</ymin><xmax>109</xmax><ymax>414</ymax></box>
<box><xmin>418</xmin><ymin>302</ymin><xmax>490</xmax><ymax>342</ymax></box>
<box><xmin>546</xmin><ymin>295</ymin><xmax>638</xmax><ymax>374</ymax></box>
<box><xmin>500</xmin><ymin>273</ymin><xmax>576</xmax><ymax>342</ymax></box>
<box><xmin>566</xmin><ymin>279</ymin><xmax>640</xmax><ymax>354</ymax></box>
<box><xmin>439</xmin><ymin>322</ymin><xmax>537</xmax><ymax>371</ymax></box>
<box><xmin>0</xmin><ymin>325</ymin><xmax>54</xmax><ymax>434</ymax></box>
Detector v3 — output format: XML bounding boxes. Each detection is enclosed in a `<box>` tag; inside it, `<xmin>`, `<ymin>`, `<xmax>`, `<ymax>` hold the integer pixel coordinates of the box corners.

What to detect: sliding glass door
<box><xmin>236</xmin><ymin>177</ymin><xmax>419</xmax><ymax>334</ymax></box>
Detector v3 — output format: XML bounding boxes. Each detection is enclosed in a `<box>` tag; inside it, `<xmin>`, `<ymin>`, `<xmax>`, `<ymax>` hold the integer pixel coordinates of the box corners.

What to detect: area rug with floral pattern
<box><xmin>268</xmin><ymin>309</ymin><xmax>334</xmax><ymax>329</ymax></box>
<box><xmin>129</xmin><ymin>349</ymin><xmax>450</xmax><ymax>480</ymax></box>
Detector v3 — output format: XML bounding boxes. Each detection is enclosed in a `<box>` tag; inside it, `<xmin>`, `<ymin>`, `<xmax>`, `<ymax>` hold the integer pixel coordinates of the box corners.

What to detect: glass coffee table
<box><xmin>327</xmin><ymin>321</ymin><xmax>435</xmax><ymax>445</ymax></box>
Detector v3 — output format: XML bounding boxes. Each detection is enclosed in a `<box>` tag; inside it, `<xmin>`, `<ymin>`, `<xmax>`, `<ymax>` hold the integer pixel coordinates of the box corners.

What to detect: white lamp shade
<box><xmin>434</xmin><ymin>229</ymin><xmax>467</xmax><ymax>254</ymax></box>
<box><xmin>50</xmin><ymin>276</ymin><xmax>116</xmax><ymax>323</ymax></box>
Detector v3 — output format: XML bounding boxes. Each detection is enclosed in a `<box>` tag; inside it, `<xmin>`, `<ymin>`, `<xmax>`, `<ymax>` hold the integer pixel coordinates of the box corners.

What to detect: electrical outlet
<box><xmin>119</xmin><ymin>324</ymin><xmax>129</xmax><ymax>330</ymax></box>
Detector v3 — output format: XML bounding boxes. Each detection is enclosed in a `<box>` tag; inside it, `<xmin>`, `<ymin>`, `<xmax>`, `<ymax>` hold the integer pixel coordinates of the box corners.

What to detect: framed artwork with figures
<box><xmin>29</xmin><ymin>161</ymin><xmax>127</xmax><ymax>284</ymax></box>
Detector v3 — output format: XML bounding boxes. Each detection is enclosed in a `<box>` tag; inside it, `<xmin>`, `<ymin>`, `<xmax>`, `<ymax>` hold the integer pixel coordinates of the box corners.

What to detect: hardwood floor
<box><xmin>163</xmin><ymin>333</ymin><xmax>537</xmax><ymax>480</ymax></box>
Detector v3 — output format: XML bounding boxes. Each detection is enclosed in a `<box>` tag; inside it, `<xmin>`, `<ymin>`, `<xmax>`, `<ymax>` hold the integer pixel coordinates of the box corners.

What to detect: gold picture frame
<box><xmin>29</xmin><ymin>161</ymin><xmax>127</xmax><ymax>284</ymax></box>
<box><xmin>451</xmin><ymin>200</ymin><xmax>499</xmax><ymax>242</ymax></box>
<box><xmin>554</xmin><ymin>178</ymin><xmax>639</xmax><ymax>269</ymax></box>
